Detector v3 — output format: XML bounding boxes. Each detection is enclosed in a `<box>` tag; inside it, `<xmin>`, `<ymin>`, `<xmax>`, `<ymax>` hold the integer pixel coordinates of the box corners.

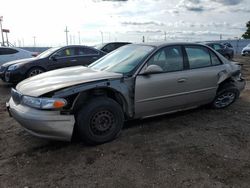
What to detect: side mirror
<box><xmin>141</xmin><ymin>65</ymin><xmax>163</xmax><ymax>75</ymax></box>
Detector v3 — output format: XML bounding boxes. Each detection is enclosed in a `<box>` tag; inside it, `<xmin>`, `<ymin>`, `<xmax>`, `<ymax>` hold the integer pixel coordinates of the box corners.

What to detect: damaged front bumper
<box><xmin>7</xmin><ymin>98</ymin><xmax>75</xmax><ymax>141</ymax></box>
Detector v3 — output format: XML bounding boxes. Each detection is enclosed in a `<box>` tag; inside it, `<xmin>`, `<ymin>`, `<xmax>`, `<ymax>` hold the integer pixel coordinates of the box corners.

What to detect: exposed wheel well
<box><xmin>72</xmin><ymin>88</ymin><xmax>129</xmax><ymax>119</ymax></box>
<box><xmin>217</xmin><ymin>77</ymin><xmax>235</xmax><ymax>92</ymax></box>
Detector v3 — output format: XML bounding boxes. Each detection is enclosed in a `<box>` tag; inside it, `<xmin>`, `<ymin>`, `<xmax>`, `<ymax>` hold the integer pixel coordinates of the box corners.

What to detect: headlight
<box><xmin>8</xmin><ymin>64</ymin><xmax>20</xmax><ymax>71</ymax></box>
<box><xmin>21</xmin><ymin>96</ymin><xmax>67</xmax><ymax>109</ymax></box>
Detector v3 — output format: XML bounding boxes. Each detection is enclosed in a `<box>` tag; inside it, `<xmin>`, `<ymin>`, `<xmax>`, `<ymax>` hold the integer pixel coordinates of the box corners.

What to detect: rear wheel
<box><xmin>27</xmin><ymin>67</ymin><xmax>44</xmax><ymax>78</ymax></box>
<box><xmin>212</xmin><ymin>84</ymin><xmax>239</xmax><ymax>109</ymax></box>
<box><xmin>76</xmin><ymin>97</ymin><xmax>124</xmax><ymax>145</ymax></box>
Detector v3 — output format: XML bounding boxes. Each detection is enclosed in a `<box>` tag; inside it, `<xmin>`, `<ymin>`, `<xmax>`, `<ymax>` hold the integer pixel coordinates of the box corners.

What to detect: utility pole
<box><xmin>0</xmin><ymin>16</ymin><xmax>5</xmax><ymax>46</ymax></box>
<box><xmin>164</xmin><ymin>31</ymin><xmax>167</xmax><ymax>41</ymax></box>
<box><xmin>78</xmin><ymin>31</ymin><xmax>81</xmax><ymax>44</ymax></box>
<box><xmin>100</xmin><ymin>31</ymin><xmax>103</xmax><ymax>44</ymax></box>
<box><xmin>5</xmin><ymin>32</ymin><xmax>9</xmax><ymax>46</ymax></box>
<box><xmin>64</xmin><ymin>26</ymin><xmax>69</xmax><ymax>45</ymax></box>
<box><xmin>220</xmin><ymin>34</ymin><xmax>222</xmax><ymax>40</ymax></box>
<box><xmin>142</xmin><ymin>36</ymin><xmax>145</xmax><ymax>43</ymax></box>
<box><xmin>33</xmin><ymin>36</ymin><xmax>36</xmax><ymax>47</ymax></box>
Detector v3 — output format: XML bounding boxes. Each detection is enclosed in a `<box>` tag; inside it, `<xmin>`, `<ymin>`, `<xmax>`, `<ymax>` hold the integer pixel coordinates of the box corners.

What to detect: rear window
<box><xmin>0</xmin><ymin>48</ymin><xmax>18</xmax><ymax>55</ymax></box>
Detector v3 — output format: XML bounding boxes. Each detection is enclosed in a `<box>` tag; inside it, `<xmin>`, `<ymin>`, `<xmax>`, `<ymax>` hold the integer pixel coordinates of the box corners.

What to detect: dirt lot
<box><xmin>0</xmin><ymin>56</ymin><xmax>250</xmax><ymax>188</ymax></box>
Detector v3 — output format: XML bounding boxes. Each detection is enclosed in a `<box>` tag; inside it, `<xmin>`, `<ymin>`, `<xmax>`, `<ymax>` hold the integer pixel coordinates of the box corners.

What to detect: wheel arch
<box><xmin>26</xmin><ymin>66</ymin><xmax>47</xmax><ymax>77</ymax></box>
<box><xmin>72</xmin><ymin>87</ymin><xmax>129</xmax><ymax>119</ymax></box>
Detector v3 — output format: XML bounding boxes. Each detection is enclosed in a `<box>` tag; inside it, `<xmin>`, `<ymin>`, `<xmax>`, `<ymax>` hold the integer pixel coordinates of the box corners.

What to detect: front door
<box><xmin>135</xmin><ymin>45</ymin><xmax>190</xmax><ymax>118</ymax></box>
<box><xmin>48</xmin><ymin>47</ymin><xmax>78</xmax><ymax>70</ymax></box>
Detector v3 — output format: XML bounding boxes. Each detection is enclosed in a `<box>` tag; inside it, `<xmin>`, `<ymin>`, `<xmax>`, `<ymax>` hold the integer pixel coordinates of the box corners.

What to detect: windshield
<box><xmin>89</xmin><ymin>44</ymin><xmax>155</xmax><ymax>74</ymax></box>
<box><xmin>37</xmin><ymin>47</ymin><xmax>61</xmax><ymax>58</ymax></box>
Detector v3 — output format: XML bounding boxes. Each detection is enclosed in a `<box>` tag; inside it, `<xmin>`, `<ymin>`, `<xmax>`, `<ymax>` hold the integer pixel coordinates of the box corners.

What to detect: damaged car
<box><xmin>7</xmin><ymin>43</ymin><xmax>245</xmax><ymax>144</ymax></box>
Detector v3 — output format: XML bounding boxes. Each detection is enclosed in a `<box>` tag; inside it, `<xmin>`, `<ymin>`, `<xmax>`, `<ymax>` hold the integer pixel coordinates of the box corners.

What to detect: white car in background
<box><xmin>0</xmin><ymin>47</ymin><xmax>35</xmax><ymax>65</ymax></box>
<box><xmin>241</xmin><ymin>43</ymin><xmax>250</xmax><ymax>56</ymax></box>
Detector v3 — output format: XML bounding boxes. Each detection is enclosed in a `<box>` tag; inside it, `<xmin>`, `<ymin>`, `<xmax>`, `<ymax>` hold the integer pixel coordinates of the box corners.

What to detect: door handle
<box><xmin>92</xmin><ymin>57</ymin><xmax>98</xmax><ymax>59</ymax></box>
<box><xmin>70</xmin><ymin>59</ymin><xmax>77</xmax><ymax>62</ymax></box>
<box><xmin>177</xmin><ymin>78</ymin><xmax>187</xmax><ymax>83</ymax></box>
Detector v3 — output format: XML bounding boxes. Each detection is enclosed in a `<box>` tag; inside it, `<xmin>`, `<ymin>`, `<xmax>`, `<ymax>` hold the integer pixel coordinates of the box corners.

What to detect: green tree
<box><xmin>242</xmin><ymin>21</ymin><xmax>250</xmax><ymax>39</ymax></box>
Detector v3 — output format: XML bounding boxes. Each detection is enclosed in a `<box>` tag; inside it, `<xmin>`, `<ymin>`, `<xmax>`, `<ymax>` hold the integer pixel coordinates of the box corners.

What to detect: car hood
<box><xmin>16</xmin><ymin>66</ymin><xmax>123</xmax><ymax>97</ymax></box>
<box><xmin>2</xmin><ymin>57</ymin><xmax>36</xmax><ymax>67</ymax></box>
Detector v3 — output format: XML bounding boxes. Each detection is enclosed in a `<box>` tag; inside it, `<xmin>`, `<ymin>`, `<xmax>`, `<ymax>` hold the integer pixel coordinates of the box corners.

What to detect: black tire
<box><xmin>76</xmin><ymin>97</ymin><xmax>124</xmax><ymax>145</ymax></box>
<box><xmin>26</xmin><ymin>67</ymin><xmax>45</xmax><ymax>78</ymax></box>
<box><xmin>211</xmin><ymin>84</ymin><xmax>239</xmax><ymax>109</ymax></box>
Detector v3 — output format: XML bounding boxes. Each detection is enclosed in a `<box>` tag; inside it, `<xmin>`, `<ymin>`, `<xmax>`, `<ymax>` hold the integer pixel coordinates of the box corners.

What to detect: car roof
<box><xmin>133</xmin><ymin>42</ymin><xmax>209</xmax><ymax>48</ymax></box>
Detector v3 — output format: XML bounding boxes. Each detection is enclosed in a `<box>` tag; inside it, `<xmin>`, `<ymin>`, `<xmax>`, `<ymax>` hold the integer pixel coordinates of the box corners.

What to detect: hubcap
<box><xmin>29</xmin><ymin>69</ymin><xmax>43</xmax><ymax>77</ymax></box>
<box><xmin>90</xmin><ymin>110</ymin><xmax>115</xmax><ymax>136</ymax></box>
<box><xmin>214</xmin><ymin>92</ymin><xmax>235</xmax><ymax>108</ymax></box>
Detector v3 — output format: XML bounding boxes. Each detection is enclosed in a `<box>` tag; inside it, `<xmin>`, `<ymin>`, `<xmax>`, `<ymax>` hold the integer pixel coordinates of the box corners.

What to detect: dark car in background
<box><xmin>0</xmin><ymin>45</ymin><xmax>105</xmax><ymax>83</ymax></box>
<box><xmin>95</xmin><ymin>42</ymin><xmax>131</xmax><ymax>53</ymax></box>
<box><xmin>205</xmin><ymin>42</ymin><xmax>234</xmax><ymax>60</ymax></box>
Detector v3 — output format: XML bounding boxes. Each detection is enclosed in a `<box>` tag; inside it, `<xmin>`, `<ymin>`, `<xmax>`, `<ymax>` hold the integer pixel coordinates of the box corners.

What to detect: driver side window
<box><xmin>147</xmin><ymin>46</ymin><xmax>184</xmax><ymax>72</ymax></box>
<box><xmin>54</xmin><ymin>48</ymin><xmax>76</xmax><ymax>58</ymax></box>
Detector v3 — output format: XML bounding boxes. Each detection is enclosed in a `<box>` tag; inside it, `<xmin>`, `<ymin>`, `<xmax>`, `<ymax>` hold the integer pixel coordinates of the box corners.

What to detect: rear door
<box><xmin>181</xmin><ymin>45</ymin><xmax>226</xmax><ymax>105</ymax></box>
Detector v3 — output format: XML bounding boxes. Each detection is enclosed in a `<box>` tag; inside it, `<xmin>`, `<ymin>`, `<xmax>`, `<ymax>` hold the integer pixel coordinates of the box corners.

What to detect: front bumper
<box><xmin>8</xmin><ymin>98</ymin><xmax>75</xmax><ymax>141</ymax></box>
<box><xmin>4</xmin><ymin>70</ymin><xmax>24</xmax><ymax>83</ymax></box>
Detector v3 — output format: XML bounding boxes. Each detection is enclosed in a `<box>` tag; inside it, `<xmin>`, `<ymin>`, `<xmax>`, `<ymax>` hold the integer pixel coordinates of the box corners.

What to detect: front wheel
<box><xmin>76</xmin><ymin>97</ymin><xmax>124</xmax><ymax>145</ymax></box>
<box><xmin>212</xmin><ymin>84</ymin><xmax>239</xmax><ymax>109</ymax></box>
<box><xmin>27</xmin><ymin>67</ymin><xmax>44</xmax><ymax>78</ymax></box>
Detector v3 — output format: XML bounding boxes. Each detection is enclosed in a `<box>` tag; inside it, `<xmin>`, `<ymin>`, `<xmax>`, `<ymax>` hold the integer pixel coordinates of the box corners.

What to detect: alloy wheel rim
<box><xmin>214</xmin><ymin>92</ymin><xmax>236</xmax><ymax>108</ymax></box>
<box><xmin>90</xmin><ymin>110</ymin><xmax>115</xmax><ymax>136</ymax></box>
<box><xmin>29</xmin><ymin>69</ymin><xmax>43</xmax><ymax>77</ymax></box>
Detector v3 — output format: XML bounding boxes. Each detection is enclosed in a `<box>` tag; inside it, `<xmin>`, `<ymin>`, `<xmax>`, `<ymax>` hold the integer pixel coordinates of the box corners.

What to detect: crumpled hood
<box><xmin>2</xmin><ymin>57</ymin><xmax>36</xmax><ymax>67</ymax></box>
<box><xmin>16</xmin><ymin>66</ymin><xmax>122</xmax><ymax>97</ymax></box>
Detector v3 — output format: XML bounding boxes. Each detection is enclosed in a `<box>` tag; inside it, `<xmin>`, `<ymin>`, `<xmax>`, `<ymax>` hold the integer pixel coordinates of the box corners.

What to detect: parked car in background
<box><xmin>7</xmin><ymin>43</ymin><xmax>245</xmax><ymax>144</ymax></box>
<box><xmin>0</xmin><ymin>47</ymin><xmax>35</xmax><ymax>66</ymax></box>
<box><xmin>204</xmin><ymin>42</ymin><xmax>234</xmax><ymax>60</ymax></box>
<box><xmin>0</xmin><ymin>45</ymin><xmax>105</xmax><ymax>83</ymax></box>
<box><xmin>241</xmin><ymin>43</ymin><xmax>250</xmax><ymax>56</ymax></box>
<box><xmin>223</xmin><ymin>42</ymin><xmax>233</xmax><ymax>49</ymax></box>
<box><xmin>95</xmin><ymin>42</ymin><xmax>131</xmax><ymax>53</ymax></box>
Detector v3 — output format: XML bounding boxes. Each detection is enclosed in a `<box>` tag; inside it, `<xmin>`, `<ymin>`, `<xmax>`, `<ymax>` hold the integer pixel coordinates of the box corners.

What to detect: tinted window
<box><xmin>55</xmin><ymin>48</ymin><xmax>76</xmax><ymax>57</ymax></box>
<box><xmin>0</xmin><ymin>48</ymin><xmax>18</xmax><ymax>55</ymax></box>
<box><xmin>213</xmin><ymin>44</ymin><xmax>223</xmax><ymax>50</ymax></box>
<box><xmin>102</xmin><ymin>44</ymin><xmax>115</xmax><ymax>53</ymax></box>
<box><xmin>78</xmin><ymin>47</ymin><xmax>98</xmax><ymax>55</ymax></box>
<box><xmin>210</xmin><ymin>51</ymin><xmax>222</xmax><ymax>65</ymax></box>
<box><xmin>148</xmin><ymin>46</ymin><xmax>183</xmax><ymax>72</ymax></box>
<box><xmin>185</xmin><ymin>46</ymin><xmax>211</xmax><ymax>69</ymax></box>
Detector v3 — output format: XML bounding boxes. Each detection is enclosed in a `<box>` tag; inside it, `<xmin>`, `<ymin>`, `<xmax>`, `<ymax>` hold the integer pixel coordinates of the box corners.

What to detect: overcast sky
<box><xmin>0</xmin><ymin>0</ymin><xmax>250</xmax><ymax>47</ymax></box>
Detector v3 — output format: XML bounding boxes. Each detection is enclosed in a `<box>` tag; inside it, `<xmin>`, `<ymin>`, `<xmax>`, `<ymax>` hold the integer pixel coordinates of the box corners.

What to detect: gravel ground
<box><xmin>0</xmin><ymin>56</ymin><xmax>250</xmax><ymax>188</ymax></box>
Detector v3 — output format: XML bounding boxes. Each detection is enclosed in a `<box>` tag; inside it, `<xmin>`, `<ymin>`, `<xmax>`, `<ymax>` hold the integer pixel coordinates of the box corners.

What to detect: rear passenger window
<box><xmin>210</xmin><ymin>52</ymin><xmax>221</xmax><ymax>65</ymax></box>
<box><xmin>78</xmin><ymin>47</ymin><xmax>98</xmax><ymax>55</ymax></box>
<box><xmin>185</xmin><ymin>46</ymin><xmax>211</xmax><ymax>69</ymax></box>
